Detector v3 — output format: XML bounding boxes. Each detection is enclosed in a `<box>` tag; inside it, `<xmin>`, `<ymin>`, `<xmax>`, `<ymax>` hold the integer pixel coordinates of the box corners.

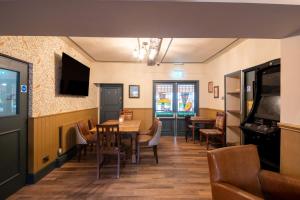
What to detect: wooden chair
<box><xmin>120</xmin><ymin>109</ymin><xmax>133</xmax><ymax>120</ymax></box>
<box><xmin>137</xmin><ymin>119</ymin><xmax>162</xmax><ymax>164</ymax></box>
<box><xmin>75</xmin><ymin>121</ymin><xmax>97</xmax><ymax>162</ymax></box>
<box><xmin>139</xmin><ymin>118</ymin><xmax>159</xmax><ymax>136</ymax></box>
<box><xmin>88</xmin><ymin>118</ymin><xmax>97</xmax><ymax>130</ymax></box>
<box><xmin>184</xmin><ymin>116</ymin><xmax>195</xmax><ymax>142</ymax></box>
<box><xmin>199</xmin><ymin>112</ymin><xmax>225</xmax><ymax>150</ymax></box>
<box><xmin>96</xmin><ymin>124</ymin><xmax>125</xmax><ymax>179</ymax></box>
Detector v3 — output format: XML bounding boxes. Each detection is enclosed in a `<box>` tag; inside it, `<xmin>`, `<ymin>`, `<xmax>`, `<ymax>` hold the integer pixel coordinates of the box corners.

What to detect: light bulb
<box><xmin>138</xmin><ymin>50</ymin><xmax>145</xmax><ymax>60</ymax></box>
<box><xmin>148</xmin><ymin>49</ymin><xmax>157</xmax><ymax>60</ymax></box>
<box><xmin>133</xmin><ymin>49</ymin><xmax>138</xmax><ymax>58</ymax></box>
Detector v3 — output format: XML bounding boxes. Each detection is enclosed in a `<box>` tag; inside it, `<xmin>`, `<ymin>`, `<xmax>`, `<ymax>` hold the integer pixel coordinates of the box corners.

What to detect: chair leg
<box><xmin>192</xmin><ymin>127</ymin><xmax>195</xmax><ymax>143</ymax></box>
<box><xmin>153</xmin><ymin>145</ymin><xmax>158</xmax><ymax>164</ymax></box>
<box><xmin>199</xmin><ymin>131</ymin><xmax>202</xmax><ymax>146</ymax></box>
<box><xmin>117</xmin><ymin>152</ymin><xmax>120</xmax><ymax>179</ymax></box>
<box><xmin>185</xmin><ymin>131</ymin><xmax>188</xmax><ymax>142</ymax></box>
<box><xmin>137</xmin><ymin>143</ymin><xmax>140</xmax><ymax>164</ymax></box>
<box><xmin>206</xmin><ymin>135</ymin><xmax>209</xmax><ymax>150</ymax></box>
<box><xmin>83</xmin><ymin>145</ymin><xmax>87</xmax><ymax>155</ymax></box>
<box><xmin>77</xmin><ymin>144</ymin><xmax>82</xmax><ymax>162</ymax></box>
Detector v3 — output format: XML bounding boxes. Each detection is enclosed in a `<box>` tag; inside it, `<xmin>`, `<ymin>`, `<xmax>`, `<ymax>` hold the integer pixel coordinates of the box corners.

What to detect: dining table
<box><xmin>89</xmin><ymin>119</ymin><xmax>141</xmax><ymax>163</ymax></box>
<box><xmin>190</xmin><ymin>116</ymin><xmax>215</xmax><ymax>143</ymax></box>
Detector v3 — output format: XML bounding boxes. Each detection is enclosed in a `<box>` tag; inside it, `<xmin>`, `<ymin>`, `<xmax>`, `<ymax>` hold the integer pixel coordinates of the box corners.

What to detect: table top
<box><xmin>89</xmin><ymin>119</ymin><xmax>141</xmax><ymax>133</ymax></box>
<box><xmin>190</xmin><ymin>116</ymin><xmax>215</xmax><ymax>122</ymax></box>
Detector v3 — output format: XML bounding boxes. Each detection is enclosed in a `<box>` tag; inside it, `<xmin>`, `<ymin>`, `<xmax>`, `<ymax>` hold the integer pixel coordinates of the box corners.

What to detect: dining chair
<box><xmin>120</xmin><ymin>109</ymin><xmax>133</xmax><ymax>120</ymax></box>
<box><xmin>88</xmin><ymin>118</ymin><xmax>97</xmax><ymax>130</ymax></box>
<box><xmin>139</xmin><ymin>118</ymin><xmax>159</xmax><ymax>136</ymax></box>
<box><xmin>96</xmin><ymin>124</ymin><xmax>125</xmax><ymax>179</ymax></box>
<box><xmin>137</xmin><ymin>119</ymin><xmax>162</xmax><ymax>164</ymax></box>
<box><xmin>199</xmin><ymin>112</ymin><xmax>225</xmax><ymax>150</ymax></box>
<box><xmin>185</xmin><ymin>115</ymin><xmax>195</xmax><ymax>142</ymax></box>
<box><xmin>75</xmin><ymin>121</ymin><xmax>97</xmax><ymax>162</ymax></box>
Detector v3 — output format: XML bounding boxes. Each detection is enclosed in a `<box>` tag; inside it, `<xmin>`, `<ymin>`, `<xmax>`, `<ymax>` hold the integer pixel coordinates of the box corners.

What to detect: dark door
<box><xmin>100</xmin><ymin>84</ymin><xmax>123</xmax><ymax>123</ymax></box>
<box><xmin>0</xmin><ymin>55</ymin><xmax>28</xmax><ymax>199</ymax></box>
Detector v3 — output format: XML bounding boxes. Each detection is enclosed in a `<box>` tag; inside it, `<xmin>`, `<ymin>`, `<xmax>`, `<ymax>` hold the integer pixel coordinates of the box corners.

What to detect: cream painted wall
<box><xmin>281</xmin><ymin>35</ymin><xmax>300</xmax><ymax>125</ymax></box>
<box><xmin>91</xmin><ymin>39</ymin><xmax>281</xmax><ymax>111</ymax></box>
<box><xmin>204</xmin><ymin>39</ymin><xmax>281</xmax><ymax>110</ymax></box>
<box><xmin>0</xmin><ymin>36</ymin><xmax>97</xmax><ymax>117</ymax></box>
<box><xmin>91</xmin><ymin>62</ymin><xmax>206</xmax><ymax>108</ymax></box>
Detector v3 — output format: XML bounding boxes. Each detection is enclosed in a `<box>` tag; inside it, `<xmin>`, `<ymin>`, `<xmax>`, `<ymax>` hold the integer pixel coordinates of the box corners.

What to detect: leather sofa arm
<box><xmin>259</xmin><ymin>170</ymin><xmax>300</xmax><ymax>200</ymax></box>
<box><xmin>211</xmin><ymin>183</ymin><xmax>263</xmax><ymax>200</ymax></box>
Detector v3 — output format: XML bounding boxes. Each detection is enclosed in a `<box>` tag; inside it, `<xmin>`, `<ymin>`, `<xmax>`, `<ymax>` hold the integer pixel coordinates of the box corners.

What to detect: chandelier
<box><xmin>133</xmin><ymin>38</ymin><xmax>162</xmax><ymax>66</ymax></box>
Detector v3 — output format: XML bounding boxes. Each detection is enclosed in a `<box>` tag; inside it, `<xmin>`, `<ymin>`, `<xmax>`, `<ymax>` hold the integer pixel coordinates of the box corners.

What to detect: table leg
<box><xmin>133</xmin><ymin>133</ymin><xmax>138</xmax><ymax>164</ymax></box>
<box><xmin>192</xmin><ymin>122</ymin><xmax>195</xmax><ymax>143</ymax></box>
<box><xmin>199</xmin><ymin>128</ymin><xmax>202</xmax><ymax>146</ymax></box>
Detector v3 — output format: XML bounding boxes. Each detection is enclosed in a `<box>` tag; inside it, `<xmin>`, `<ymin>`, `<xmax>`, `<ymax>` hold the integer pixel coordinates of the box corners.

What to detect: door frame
<box><xmin>0</xmin><ymin>53</ymin><xmax>30</xmax><ymax>197</ymax></box>
<box><xmin>152</xmin><ymin>80</ymin><xmax>199</xmax><ymax>136</ymax></box>
<box><xmin>99</xmin><ymin>83</ymin><xmax>124</xmax><ymax>123</ymax></box>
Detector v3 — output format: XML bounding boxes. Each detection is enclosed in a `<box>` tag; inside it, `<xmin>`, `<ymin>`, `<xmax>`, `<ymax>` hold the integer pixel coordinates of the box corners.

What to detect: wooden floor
<box><xmin>9</xmin><ymin>137</ymin><xmax>212</xmax><ymax>200</ymax></box>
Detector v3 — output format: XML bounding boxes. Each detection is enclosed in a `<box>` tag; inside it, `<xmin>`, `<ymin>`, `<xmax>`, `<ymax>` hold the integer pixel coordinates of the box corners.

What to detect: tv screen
<box><xmin>255</xmin><ymin>96</ymin><xmax>280</xmax><ymax>121</ymax></box>
<box><xmin>261</xmin><ymin>69</ymin><xmax>280</xmax><ymax>95</ymax></box>
<box><xmin>60</xmin><ymin>53</ymin><xmax>90</xmax><ymax>96</ymax></box>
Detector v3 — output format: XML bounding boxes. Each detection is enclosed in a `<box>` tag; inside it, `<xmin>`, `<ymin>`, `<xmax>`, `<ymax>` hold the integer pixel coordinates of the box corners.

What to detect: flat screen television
<box><xmin>261</xmin><ymin>68</ymin><xmax>280</xmax><ymax>95</ymax></box>
<box><xmin>255</xmin><ymin>95</ymin><xmax>280</xmax><ymax>121</ymax></box>
<box><xmin>60</xmin><ymin>53</ymin><xmax>90</xmax><ymax>96</ymax></box>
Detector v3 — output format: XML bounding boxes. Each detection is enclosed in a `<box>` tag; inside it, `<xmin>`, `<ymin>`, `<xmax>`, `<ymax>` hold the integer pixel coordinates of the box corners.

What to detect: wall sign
<box><xmin>21</xmin><ymin>84</ymin><xmax>27</xmax><ymax>93</ymax></box>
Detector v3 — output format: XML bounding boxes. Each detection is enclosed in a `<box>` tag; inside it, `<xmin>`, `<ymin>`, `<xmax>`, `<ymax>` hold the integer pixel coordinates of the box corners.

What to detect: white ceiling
<box><xmin>70</xmin><ymin>37</ymin><xmax>238</xmax><ymax>63</ymax></box>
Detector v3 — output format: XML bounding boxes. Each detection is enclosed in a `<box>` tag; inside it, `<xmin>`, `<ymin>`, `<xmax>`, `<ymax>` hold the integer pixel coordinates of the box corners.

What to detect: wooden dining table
<box><xmin>89</xmin><ymin>119</ymin><xmax>141</xmax><ymax>163</ymax></box>
<box><xmin>190</xmin><ymin>116</ymin><xmax>215</xmax><ymax>143</ymax></box>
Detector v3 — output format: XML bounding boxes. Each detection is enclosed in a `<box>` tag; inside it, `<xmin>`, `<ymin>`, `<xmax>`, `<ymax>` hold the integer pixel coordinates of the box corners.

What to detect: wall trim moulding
<box><xmin>31</xmin><ymin>107</ymin><xmax>99</xmax><ymax>119</ymax></box>
<box><xmin>278</xmin><ymin>123</ymin><xmax>300</xmax><ymax>133</ymax></box>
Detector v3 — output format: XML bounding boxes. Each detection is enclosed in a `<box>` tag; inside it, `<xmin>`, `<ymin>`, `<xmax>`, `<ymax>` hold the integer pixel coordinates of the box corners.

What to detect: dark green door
<box><xmin>100</xmin><ymin>84</ymin><xmax>123</xmax><ymax>123</ymax></box>
<box><xmin>0</xmin><ymin>55</ymin><xmax>28</xmax><ymax>199</ymax></box>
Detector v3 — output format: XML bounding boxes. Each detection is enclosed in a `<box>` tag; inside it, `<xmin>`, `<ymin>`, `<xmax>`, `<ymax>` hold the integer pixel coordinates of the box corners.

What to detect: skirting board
<box><xmin>27</xmin><ymin>146</ymin><xmax>77</xmax><ymax>184</ymax></box>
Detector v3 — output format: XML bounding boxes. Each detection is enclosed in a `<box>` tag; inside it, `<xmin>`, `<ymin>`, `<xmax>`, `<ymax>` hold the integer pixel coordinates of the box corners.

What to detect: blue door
<box><xmin>100</xmin><ymin>84</ymin><xmax>123</xmax><ymax>123</ymax></box>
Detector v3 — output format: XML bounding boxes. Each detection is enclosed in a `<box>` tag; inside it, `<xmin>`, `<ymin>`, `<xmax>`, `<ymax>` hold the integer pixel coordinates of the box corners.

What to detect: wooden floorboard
<box><xmin>9</xmin><ymin>136</ymin><xmax>212</xmax><ymax>200</ymax></box>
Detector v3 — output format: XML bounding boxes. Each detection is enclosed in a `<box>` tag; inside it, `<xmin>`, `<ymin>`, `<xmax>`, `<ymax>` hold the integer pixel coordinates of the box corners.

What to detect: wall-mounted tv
<box><xmin>60</xmin><ymin>53</ymin><xmax>90</xmax><ymax>96</ymax></box>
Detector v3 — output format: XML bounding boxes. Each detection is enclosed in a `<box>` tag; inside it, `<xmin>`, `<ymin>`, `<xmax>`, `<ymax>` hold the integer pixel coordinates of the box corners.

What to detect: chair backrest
<box><xmin>148</xmin><ymin>120</ymin><xmax>162</xmax><ymax>146</ymax></box>
<box><xmin>207</xmin><ymin>145</ymin><xmax>263</xmax><ymax>197</ymax></box>
<box><xmin>96</xmin><ymin>124</ymin><xmax>120</xmax><ymax>151</ymax></box>
<box><xmin>76</xmin><ymin>121</ymin><xmax>90</xmax><ymax>141</ymax></box>
<box><xmin>120</xmin><ymin>109</ymin><xmax>133</xmax><ymax>120</ymax></box>
<box><xmin>215</xmin><ymin>112</ymin><xmax>225</xmax><ymax>131</ymax></box>
<box><xmin>75</xmin><ymin>122</ymin><xmax>88</xmax><ymax>144</ymax></box>
<box><xmin>88</xmin><ymin>118</ymin><xmax>97</xmax><ymax>130</ymax></box>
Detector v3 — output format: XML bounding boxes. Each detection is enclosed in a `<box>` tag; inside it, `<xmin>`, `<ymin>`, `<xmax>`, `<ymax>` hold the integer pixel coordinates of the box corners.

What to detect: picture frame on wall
<box><xmin>208</xmin><ymin>81</ymin><xmax>213</xmax><ymax>93</ymax></box>
<box><xmin>129</xmin><ymin>85</ymin><xmax>140</xmax><ymax>98</ymax></box>
<box><xmin>214</xmin><ymin>86</ymin><xmax>219</xmax><ymax>98</ymax></box>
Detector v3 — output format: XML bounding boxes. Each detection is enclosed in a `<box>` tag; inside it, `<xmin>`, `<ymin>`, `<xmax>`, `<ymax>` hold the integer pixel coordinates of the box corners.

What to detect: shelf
<box><xmin>226</xmin><ymin>91</ymin><xmax>241</xmax><ymax>95</ymax></box>
<box><xmin>227</xmin><ymin>110</ymin><xmax>241</xmax><ymax>115</ymax></box>
<box><xmin>227</xmin><ymin>126</ymin><xmax>241</xmax><ymax>132</ymax></box>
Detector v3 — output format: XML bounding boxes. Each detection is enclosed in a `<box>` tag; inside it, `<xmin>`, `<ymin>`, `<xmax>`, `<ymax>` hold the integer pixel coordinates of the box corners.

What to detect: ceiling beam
<box><xmin>1</xmin><ymin>1</ymin><xmax>300</xmax><ymax>38</ymax></box>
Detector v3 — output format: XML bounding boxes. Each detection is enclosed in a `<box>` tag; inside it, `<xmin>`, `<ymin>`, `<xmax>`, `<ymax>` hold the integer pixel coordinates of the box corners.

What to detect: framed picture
<box><xmin>214</xmin><ymin>86</ymin><xmax>219</xmax><ymax>98</ymax></box>
<box><xmin>129</xmin><ymin>85</ymin><xmax>140</xmax><ymax>98</ymax></box>
<box><xmin>208</xmin><ymin>81</ymin><xmax>213</xmax><ymax>93</ymax></box>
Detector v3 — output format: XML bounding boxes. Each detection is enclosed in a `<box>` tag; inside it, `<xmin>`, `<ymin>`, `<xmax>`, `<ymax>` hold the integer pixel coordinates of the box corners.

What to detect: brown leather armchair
<box><xmin>207</xmin><ymin>145</ymin><xmax>300</xmax><ymax>200</ymax></box>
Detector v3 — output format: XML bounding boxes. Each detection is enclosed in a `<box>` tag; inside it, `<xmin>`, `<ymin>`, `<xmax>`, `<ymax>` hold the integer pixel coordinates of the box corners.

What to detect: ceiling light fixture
<box><xmin>133</xmin><ymin>38</ymin><xmax>162</xmax><ymax>66</ymax></box>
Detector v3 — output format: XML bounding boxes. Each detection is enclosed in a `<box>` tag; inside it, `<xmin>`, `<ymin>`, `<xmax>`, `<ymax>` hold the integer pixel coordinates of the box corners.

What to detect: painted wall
<box><xmin>91</xmin><ymin>62</ymin><xmax>207</xmax><ymax>109</ymax></box>
<box><xmin>281</xmin><ymin>35</ymin><xmax>300</xmax><ymax>125</ymax></box>
<box><xmin>280</xmin><ymin>35</ymin><xmax>300</xmax><ymax>177</ymax></box>
<box><xmin>204</xmin><ymin>39</ymin><xmax>281</xmax><ymax>110</ymax></box>
<box><xmin>0</xmin><ymin>36</ymin><xmax>97</xmax><ymax>117</ymax></box>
